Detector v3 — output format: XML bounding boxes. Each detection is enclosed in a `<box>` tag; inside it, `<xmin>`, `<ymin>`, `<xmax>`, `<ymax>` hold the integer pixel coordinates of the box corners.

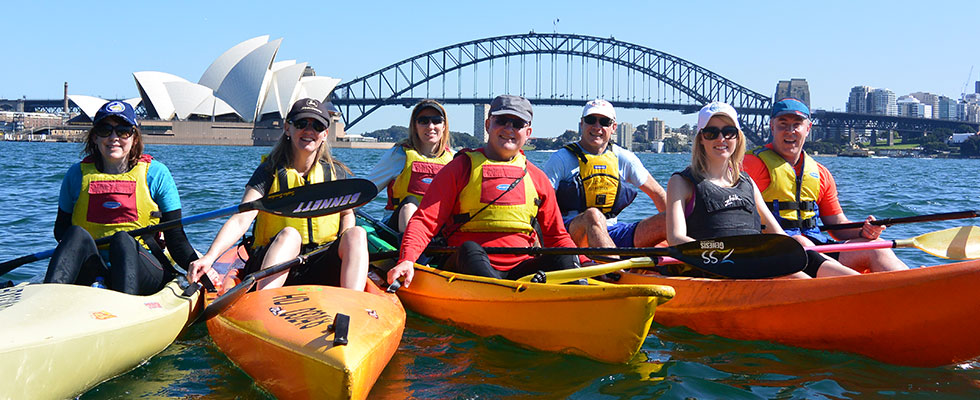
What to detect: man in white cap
<box><xmin>542</xmin><ymin>99</ymin><xmax>667</xmax><ymax>250</ymax></box>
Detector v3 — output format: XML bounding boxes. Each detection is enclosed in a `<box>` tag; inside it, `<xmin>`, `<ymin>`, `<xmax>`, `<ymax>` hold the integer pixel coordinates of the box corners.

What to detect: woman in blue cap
<box><xmin>45</xmin><ymin>101</ymin><xmax>198</xmax><ymax>295</ymax></box>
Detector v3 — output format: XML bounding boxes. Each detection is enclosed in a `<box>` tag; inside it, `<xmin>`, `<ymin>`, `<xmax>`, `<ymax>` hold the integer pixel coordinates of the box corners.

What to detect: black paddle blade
<box><xmin>670</xmin><ymin>234</ymin><xmax>807</xmax><ymax>279</ymax></box>
<box><xmin>247</xmin><ymin>178</ymin><xmax>377</xmax><ymax>218</ymax></box>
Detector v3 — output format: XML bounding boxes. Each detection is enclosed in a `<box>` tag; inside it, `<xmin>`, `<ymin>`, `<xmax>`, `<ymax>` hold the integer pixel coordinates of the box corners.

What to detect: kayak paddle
<box><xmin>196</xmin><ymin>242</ymin><xmax>336</xmax><ymax>322</ymax></box>
<box><xmin>809</xmin><ymin>226</ymin><xmax>980</xmax><ymax>260</ymax></box>
<box><xmin>0</xmin><ymin>178</ymin><xmax>377</xmax><ymax>276</ymax></box>
<box><xmin>369</xmin><ymin>234</ymin><xmax>807</xmax><ymax>280</ymax></box>
<box><xmin>819</xmin><ymin>210</ymin><xmax>979</xmax><ymax>231</ymax></box>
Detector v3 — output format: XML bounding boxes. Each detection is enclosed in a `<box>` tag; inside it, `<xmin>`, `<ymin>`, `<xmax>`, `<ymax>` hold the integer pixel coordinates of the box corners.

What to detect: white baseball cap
<box><xmin>697</xmin><ymin>102</ymin><xmax>741</xmax><ymax>131</ymax></box>
<box><xmin>582</xmin><ymin>99</ymin><xmax>616</xmax><ymax>119</ymax></box>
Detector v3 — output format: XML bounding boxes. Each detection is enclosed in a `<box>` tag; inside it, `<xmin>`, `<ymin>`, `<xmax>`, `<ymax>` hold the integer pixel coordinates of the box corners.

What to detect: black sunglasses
<box><xmin>493</xmin><ymin>116</ymin><xmax>528</xmax><ymax>130</ymax></box>
<box><xmin>93</xmin><ymin>124</ymin><xmax>135</xmax><ymax>139</ymax></box>
<box><xmin>699</xmin><ymin>126</ymin><xmax>739</xmax><ymax>140</ymax></box>
<box><xmin>582</xmin><ymin>115</ymin><xmax>613</xmax><ymax>127</ymax></box>
<box><xmin>290</xmin><ymin>118</ymin><xmax>327</xmax><ymax>132</ymax></box>
<box><xmin>416</xmin><ymin>115</ymin><xmax>444</xmax><ymax>125</ymax></box>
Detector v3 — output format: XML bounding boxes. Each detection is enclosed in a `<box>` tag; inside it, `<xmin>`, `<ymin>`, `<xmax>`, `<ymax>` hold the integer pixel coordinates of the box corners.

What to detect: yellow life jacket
<box><xmin>453</xmin><ymin>150</ymin><xmax>539</xmax><ymax>234</ymax></box>
<box><xmin>72</xmin><ymin>154</ymin><xmax>160</xmax><ymax>245</ymax></box>
<box><xmin>752</xmin><ymin>146</ymin><xmax>821</xmax><ymax>233</ymax></box>
<box><xmin>386</xmin><ymin>147</ymin><xmax>453</xmax><ymax>210</ymax></box>
<box><xmin>555</xmin><ymin>143</ymin><xmax>637</xmax><ymax>217</ymax></box>
<box><xmin>252</xmin><ymin>160</ymin><xmax>341</xmax><ymax>247</ymax></box>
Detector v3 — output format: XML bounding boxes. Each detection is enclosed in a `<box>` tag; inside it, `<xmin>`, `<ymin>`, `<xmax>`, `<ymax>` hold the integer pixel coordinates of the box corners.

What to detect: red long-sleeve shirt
<box><xmin>398</xmin><ymin>149</ymin><xmax>578</xmax><ymax>271</ymax></box>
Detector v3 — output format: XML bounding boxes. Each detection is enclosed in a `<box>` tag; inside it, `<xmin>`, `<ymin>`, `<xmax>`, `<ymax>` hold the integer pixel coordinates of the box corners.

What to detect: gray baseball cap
<box><xmin>489</xmin><ymin>95</ymin><xmax>533</xmax><ymax>122</ymax></box>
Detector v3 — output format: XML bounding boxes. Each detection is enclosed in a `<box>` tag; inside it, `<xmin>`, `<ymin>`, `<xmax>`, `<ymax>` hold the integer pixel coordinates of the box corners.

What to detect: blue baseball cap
<box><xmin>771</xmin><ymin>98</ymin><xmax>810</xmax><ymax>119</ymax></box>
<box><xmin>94</xmin><ymin>101</ymin><xmax>138</xmax><ymax>126</ymax></box>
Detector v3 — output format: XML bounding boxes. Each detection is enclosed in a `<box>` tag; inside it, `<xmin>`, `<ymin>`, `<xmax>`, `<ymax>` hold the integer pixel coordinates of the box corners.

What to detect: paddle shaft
<box><xmin>196</xmin><ymin>243</ymin><xmax>334</xmax><ymax>322</ymax></box>
<box><xmin>819</xmin><ymin>210</ymin><xmax>979</xmax><ymax>231</ymax></box>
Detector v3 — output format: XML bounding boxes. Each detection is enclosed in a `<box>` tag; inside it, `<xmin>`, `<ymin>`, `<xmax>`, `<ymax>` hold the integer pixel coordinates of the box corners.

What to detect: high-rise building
<box><xmin>938</xmin><ymin>96</ymin><xmax>958</xmax><ymax>120</ymax></box>
<box><xmin>616</xmin><ymin>122</ymin><xmax>634</xmax><ymax>150</ymax></box>
<box><xmin>871</xmin><ymin>88</ymin><xmax>897</xmax><ymax>116</ymax></box>
<box><xmin>774</xmin><ymin>78</ymin><xmax>810</xmax><ymax>108</ymax></box>
<box><xmin>909</xmin><ymin>92</ymin><xmax>940</xmax><ymax>118</ymax></box>
<box><xmin>846</xmin><ymin>86</ymin><xmax>872</xmax><ymax>113</ymax></box>
<box><xmin>647</xmin><ymin>118</ymin><xmax>665</xmax><ymax>141</ymax></box>
<box><xmin>975</xmin><ymin>80</ymin><xmax>979</xmax><ymax>94</ymax></box>
<box><xmin>897</xmin><ymin>95</ymin><xmax>930</xmax><ymax>118</ymax></box>
<box><xmin>474</xmin><ymin>104</ymin><xmax>489</xmax><ymax>142</ymax></box>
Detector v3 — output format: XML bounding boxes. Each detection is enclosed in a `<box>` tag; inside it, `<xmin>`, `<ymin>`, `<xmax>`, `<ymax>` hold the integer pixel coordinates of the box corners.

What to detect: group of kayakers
<box><xmin>43</xmin><ymin>93</ymin><xmax>908</xmax><ymax>296</ymax></box>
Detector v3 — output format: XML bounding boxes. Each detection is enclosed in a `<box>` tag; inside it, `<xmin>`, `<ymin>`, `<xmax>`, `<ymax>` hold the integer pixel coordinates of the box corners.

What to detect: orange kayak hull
<box><xmin>618</xmin><ymin>260</ymin><xmax>980</xmax><ymax>367</ymax></box>
<box><xmin>397</xmin><ymin>264</ymin><xmax>674</xmax><ymax>363</ymax></box>
<box><xmin>205</xmin><ymin>282</ymin><xmax>405</xmax><ymax>400</ymax></box>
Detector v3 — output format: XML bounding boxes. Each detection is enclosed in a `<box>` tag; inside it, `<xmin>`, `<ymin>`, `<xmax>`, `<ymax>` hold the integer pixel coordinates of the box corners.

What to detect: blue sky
<box><xmin>3</xmin><ymin>1</ymin><xmax>978</xmax><ymax>137</ymax></box>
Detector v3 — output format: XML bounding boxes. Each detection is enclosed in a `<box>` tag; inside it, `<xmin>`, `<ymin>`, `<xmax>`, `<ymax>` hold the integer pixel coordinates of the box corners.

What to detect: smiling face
<box><xmin>770</xmin><ymin>114</ymin><xmax>812</xmax><ymax>164</ymax></box>
<box><xmin>578</xmin><ymin>113</ymin><xmax>617</xmax><ymax>154</ymax></box>
<box><xmin>483</xmin><ymin>114</ymin><xmax>531</xmax><ymax>161</ymax></box>
<box><xmin>414</xmin><ymin>108</ymin><xmax>445</xmax><ymax>149</ymax></box>
<box><xmin>699</xmin><ymin>115</ymin><xmax>738</xmax><ymax>163</ymax></box>
<box><xmin>94</xmin><ymin>118</ymin><xmax>134</xmax><ymax>165</ymax></box>
<box><xmin>287</xmin><ymin>117</ymin><xmax>328</xmax><ymax>157</ymax></box>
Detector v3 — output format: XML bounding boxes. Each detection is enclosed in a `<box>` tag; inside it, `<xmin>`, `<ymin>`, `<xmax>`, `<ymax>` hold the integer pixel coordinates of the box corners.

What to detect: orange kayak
<box><xmin>396</xmin><ymin>263</ymin><xmax>674</xmax><ymax>363</ymax></box>
<box><xmin>617</xmin><ymin>259</ymin><xmax>980</xmax><ymax>367</ymax></box>
<box><xmin>204</xmin><ymin>246</ymin><xmax>405</xmax><ymax>400</ymax></box>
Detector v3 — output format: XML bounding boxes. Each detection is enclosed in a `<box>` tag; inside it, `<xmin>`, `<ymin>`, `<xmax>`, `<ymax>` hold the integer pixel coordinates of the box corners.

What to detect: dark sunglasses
<box><xmin>493</xmin><ymin>116</ymin><xmax>528</xmax><ymax>130</ymax></box>
<box><xmin>93</xmin><ymin>124</ymin><xmax>135</xmax><ymax>139</ymax></box>
<box><xmin>699</xmin><ymin>126</ymin><xmax>739</xmax><ymax>140</ymax></box>
<box><xmin>416</xmin><ymin>115</ymin><xmax>444</xmax><ymax>125</ymax></box>
<box><xmin>290</xmin><ymin>118</ymin><xmax>327</xmax><ymax>132</ymax></box>
<box><xmin>582</xmin><ymin>115</ymin><xmax>614</xmax><ymax>127</ymax></box>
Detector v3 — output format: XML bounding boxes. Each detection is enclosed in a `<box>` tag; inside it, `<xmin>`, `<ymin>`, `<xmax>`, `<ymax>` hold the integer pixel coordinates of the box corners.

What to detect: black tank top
<box><xmin>676</xmin><ymin>166</ymin><xmax>761</xmax><ymax>239</ymax></box>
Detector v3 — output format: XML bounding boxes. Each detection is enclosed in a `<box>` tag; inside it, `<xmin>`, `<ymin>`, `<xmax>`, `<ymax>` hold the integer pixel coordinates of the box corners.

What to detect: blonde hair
<box><xmin>400</xmin><ymin>99</ymin><xmax>452</xmax><ymax>155</ymax></box>
<box><xmin>689</xmin><ymin>114</ymin><xmax>746</xmax><ymax>184</ymax></box>
<box><xmin>266</xmin><ymin>123</ymin><xmax>350</xmax><ymax>179</ymax></box>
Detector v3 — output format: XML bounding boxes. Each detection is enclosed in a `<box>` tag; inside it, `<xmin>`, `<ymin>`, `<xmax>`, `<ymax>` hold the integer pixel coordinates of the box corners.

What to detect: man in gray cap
<box><xmin>542</xmin><ymin>99</ymin><xmax>667</xmax><ymax>251</ymax></box>
<box><xmin>388</xmin><ymin>95</ymin><xmax>582</xmax><ymax>287</ymax></box>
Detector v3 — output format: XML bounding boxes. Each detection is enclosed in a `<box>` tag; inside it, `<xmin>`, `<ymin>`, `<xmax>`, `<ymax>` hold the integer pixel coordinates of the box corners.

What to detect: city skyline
<box><xmin>2</xmin><ymin>1</ymin><xmax>978</xmax><ymax>136</ymax></box>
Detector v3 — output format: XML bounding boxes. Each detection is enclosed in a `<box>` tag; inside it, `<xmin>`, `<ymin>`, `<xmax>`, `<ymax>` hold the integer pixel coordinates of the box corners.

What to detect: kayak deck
<box><xmin>205</xmin><ymin>281</ymin><xmax>405</xmax><ymax>400</ymax></box>
<box><xmin>618</xmin><ymin>259</ymin><xmax>980</xmax><ymax>367</ymax></box>
<box><xmin>0</xmin><ymin>279</ymin><xmax>201</xmax><ymax>399</ymax></box>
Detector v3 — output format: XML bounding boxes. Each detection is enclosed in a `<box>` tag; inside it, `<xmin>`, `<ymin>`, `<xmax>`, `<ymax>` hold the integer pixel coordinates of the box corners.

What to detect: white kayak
<box><xmin>0</xmin><ymin>279</ymin><xmax>202</xmax><ymax>399</ymax></box>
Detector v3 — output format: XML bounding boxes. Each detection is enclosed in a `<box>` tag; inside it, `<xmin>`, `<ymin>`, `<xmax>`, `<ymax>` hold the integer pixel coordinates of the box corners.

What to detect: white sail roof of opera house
<box><xmin>76</xmin><ymin>35</ymin><xmax>340</xmax><ymax>123</ymax></box>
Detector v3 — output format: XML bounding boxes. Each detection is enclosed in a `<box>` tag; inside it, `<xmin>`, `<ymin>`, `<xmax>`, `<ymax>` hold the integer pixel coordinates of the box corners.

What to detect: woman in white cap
<box><xmin>45</xmin><ymin>101</ymin><xmax>198</xmax><ymax>294</ymax></box>
<box><xmin>664</xmin><ymin>102</ymin><xmax>856</xmax><ymax>278</ymax></box>
<box><xmin>364</xmin><ymin>99</ymin><xmax>454</xmax><ymax>232</ymax></box>
<box><xmin>188</xmin><ymin>98</ymin><xmax>370</xmax><ymax>291</ymax></box>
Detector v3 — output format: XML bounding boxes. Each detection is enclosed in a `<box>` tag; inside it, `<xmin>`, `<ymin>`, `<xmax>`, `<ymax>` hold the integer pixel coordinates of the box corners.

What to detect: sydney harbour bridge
<box><xmin>18</xmin><ymin>33</ymin><xmax>979</xmax><ymax>145</ymax></box>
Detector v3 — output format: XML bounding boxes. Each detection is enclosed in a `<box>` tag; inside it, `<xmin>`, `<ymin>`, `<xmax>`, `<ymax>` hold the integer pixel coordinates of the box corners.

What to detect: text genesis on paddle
<box><xmin>698</xmin><ymin>240</ymin><xmax>735</xmax><ymax>265</ymax></box>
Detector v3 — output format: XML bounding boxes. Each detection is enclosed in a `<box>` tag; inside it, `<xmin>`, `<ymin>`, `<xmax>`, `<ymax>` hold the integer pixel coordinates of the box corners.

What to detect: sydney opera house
<box><xmin>67</xmin><ymin>36</ymin><xmax>371</xmax><ymax>146</ymax></box>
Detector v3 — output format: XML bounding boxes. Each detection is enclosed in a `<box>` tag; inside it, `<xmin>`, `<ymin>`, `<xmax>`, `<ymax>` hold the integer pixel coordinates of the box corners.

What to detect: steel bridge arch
<box><xmin>332</xmin><ymin>32</ymin><xmax>774</xmax><ymax>144</ymax></box>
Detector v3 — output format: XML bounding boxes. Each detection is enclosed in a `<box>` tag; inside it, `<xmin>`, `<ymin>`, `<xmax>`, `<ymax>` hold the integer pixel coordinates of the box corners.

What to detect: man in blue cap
<box><xmin>743</xmin><ymin>98</ymin><xmax>908</xmax><ymax>275</ymax></box>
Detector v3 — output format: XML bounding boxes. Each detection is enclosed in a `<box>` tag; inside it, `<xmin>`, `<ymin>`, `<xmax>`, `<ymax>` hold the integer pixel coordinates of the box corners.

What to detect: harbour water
<box><xmin>2</xmin><ymin>141</ymin><xmax>979</xmax><ymax>399</ymax></box>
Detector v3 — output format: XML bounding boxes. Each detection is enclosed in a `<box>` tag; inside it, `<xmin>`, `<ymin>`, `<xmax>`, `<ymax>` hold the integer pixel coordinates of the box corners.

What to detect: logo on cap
<box><xmin>306</xmin><ymin>99</ymin><xmax>319</xmax><ymax>107</ymax></box>
<box><xmin>106</xmin><ymin>101</ymin><xmax>126</xmax><ymax>112</ymax></box>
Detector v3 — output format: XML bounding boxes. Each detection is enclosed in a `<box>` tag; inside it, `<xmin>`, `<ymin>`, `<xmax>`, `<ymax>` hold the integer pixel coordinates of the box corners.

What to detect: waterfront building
<box><xmin>871</xmin><ymin>88</ymin><xmax>898</xmax><ymax>116</ymax></box>
<box><xmin>846</xmin><ymin>86</ymin><xmax>872</xmax><ymax>113</ymax></box>
<box><xmin>910</xmin><ymin>92</ymin><xmax>940</xmax><ymax>118</ymax></box>
<box><xmin>897</xmin><ymin>96</ymin><xmax>930</xmax><ymax>118</ymax></box>
<box><xmin>774</xmin><ymin>79</ymin><xmax>810</xmax><ymax>108</ymax></box>
<box><xmin>616</xmin><ymin>122</ymin><xmax>634</xmax><ymax>150</ymax></box>
<box><xmin>646</xmin><ymin>117</ymin><xmax>665</xmax><ymax>141</ymax></box>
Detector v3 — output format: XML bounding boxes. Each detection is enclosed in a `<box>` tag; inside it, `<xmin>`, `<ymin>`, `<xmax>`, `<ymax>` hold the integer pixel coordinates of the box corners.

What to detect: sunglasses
<box><xmin>416</xmin><ymin>115</ymin><xmax>444</xmax><ymax>125</ymax></box>
<box><xmin>582</xmin><ymin>115</ymin><xmax>614</xmax><ymax>127</ymax></box>
<box><xmin>699</xmin><ymin>126</ymin><xmax>739</xmax><ymax>140</ymax></box>
<box><xmin>93</xmin><ymin>124</ymin><xmax>135</xmax><ymax>139</ymax></box>
<box><xmin>290</xmin><ymin>118</ymin><xmax>327</xmax><ymax>132</ymax></box>
<box><xmin>493</xmin><ymin>116</ymin><xmax>528</xmax><ymax>130</ymax></box>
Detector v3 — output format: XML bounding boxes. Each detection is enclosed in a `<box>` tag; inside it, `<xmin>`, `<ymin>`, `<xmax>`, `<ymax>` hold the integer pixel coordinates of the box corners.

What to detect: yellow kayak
<box><xmin>0</xmin><ymin>279</ymin><xmax>202</xmax><ymax>399</ymax></box>
<box><xmin>396</xmin><ymin>263</ymin><xmax>674</xmax><ymax>363</ymax></box>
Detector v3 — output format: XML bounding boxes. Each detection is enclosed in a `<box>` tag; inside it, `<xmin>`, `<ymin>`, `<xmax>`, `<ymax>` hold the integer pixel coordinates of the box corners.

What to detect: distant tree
<box><xmin>805</xmin><ymin>140</ymin><xmax>841</xmax><ymax>155</ymax></box>
<box><xmin>450</xmin><ymin>131</ymin><xmax>483</xmax><ymax>149</ymax></box>
<box><xmin>363</xmin><ymin>125</ymin><xmax>409</xmax><ymax>142</ymax></box>
<box><xmin>556</xmin><ymin>129</ymin><xmax>579</xmax><ymax>144</ymax></box>
<box><xmin>960</xmin><ymin>135</ymin><xmax>980</xmax><ymax>157</ymax></box>
<box><xmin>663</xmin><ymin>136</ymin><xmax>690</xmax><ymax>153</ymax></box>
<box><xmin>921</xmin><ymin>141</ymin><xmax>951</xmax><ymax>154</ymax></box>
<box><xmin>957</xmin><ymin>124</ymin><xmax>976</xmax><ymax>133</ymax></box>
<box><xmin>677</xmin><ymin>124</ymin><xmax>692</xmax><ymax>135</ymax></box>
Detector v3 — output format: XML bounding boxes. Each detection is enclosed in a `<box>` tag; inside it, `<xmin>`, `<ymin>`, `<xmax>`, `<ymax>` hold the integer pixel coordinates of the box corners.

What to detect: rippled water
<box><xmin>2</xmin><ymin>141</ymin><xmax>978</xmax><ymax>399</ymax></box>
